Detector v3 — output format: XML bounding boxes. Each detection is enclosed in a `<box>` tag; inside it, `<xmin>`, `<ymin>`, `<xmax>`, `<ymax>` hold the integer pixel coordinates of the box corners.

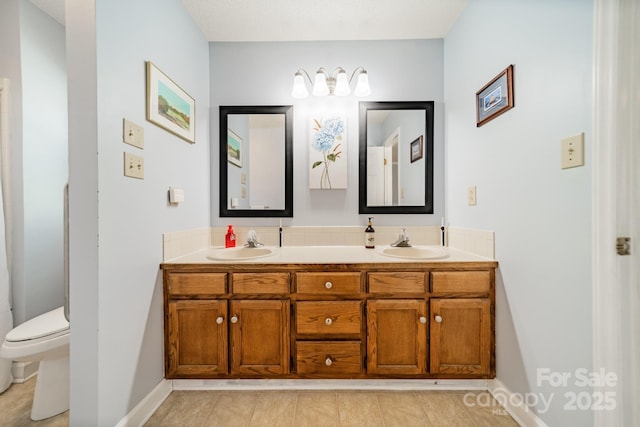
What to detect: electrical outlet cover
<box><xmin>561</xmin><ymin>133</ymin><xmax>584</xmax><ymax>169</ymax></box>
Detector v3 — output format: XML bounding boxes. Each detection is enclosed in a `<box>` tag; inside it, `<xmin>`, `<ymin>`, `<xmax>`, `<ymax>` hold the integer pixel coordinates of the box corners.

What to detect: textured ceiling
<box><xmin>29</xmin><ymin>0</ymin><xmax>468</xmax><ymax>41</ymax></box>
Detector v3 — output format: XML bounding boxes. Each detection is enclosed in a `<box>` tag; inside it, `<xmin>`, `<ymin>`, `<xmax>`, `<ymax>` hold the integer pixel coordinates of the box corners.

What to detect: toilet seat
<box><xmin>0</xmin><ymin>307</ymin><xmax>70</xmax><ymax>362</ymax></box>
<box><xmin>4</xmin><ymin>307</ymin><xmax>69</xmax><ymax>343</ymax></box>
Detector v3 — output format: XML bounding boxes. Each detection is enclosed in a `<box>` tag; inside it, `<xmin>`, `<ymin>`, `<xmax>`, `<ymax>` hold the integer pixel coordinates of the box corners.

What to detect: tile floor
<box><xmin>0</xmin><ymin>378</ymin><xmax>521</xmax><ymax>426</ymax></box>
<box><xmin>144</xmin><ymin>389</ymin><xmax>520</xmax><ymax>427</ymax></box>
<box><xmin>0</xmin><ymin>377</ymin><xmax>68</xmax><ymax>427</ymax></box>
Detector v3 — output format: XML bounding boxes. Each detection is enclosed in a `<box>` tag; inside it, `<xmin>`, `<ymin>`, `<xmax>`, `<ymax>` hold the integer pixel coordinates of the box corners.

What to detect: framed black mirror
<box><xmin>359</xmin><ymin>101</ymin><xmax>434</xmax><ymax>214</ymax></box>
<box><xmin>220</xmin><ymin>105</ymin><xmax>293</xmax><ymax>217</ymax></box>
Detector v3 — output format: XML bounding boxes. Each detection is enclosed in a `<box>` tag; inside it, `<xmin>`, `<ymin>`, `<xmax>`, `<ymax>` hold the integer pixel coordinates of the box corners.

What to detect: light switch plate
<box><xmin>123</xmin><ymin>119</ymin><xmax>144</xmax><ymax>149</ymax></box>
<box><xmin>467</xmin><ymin>185</ymin><xmax>477</xmax><ymax>206</ymax></box>
<box><xmin>561</xmin><ymin>133</ymin><xmax>584</xmax><ymax>169</ymax></box>
<box><xmin>124</xmin><ymin>152</ymin><xmax>144</xmax><ymax>179</ymax></box>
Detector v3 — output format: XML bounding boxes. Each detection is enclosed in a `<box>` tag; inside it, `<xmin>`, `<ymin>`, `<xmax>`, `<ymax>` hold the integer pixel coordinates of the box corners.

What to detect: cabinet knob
<box><xmin>231</xmin><ymin>315</ymin><xmax>238</xmax><ymax>324</ymax></box>
<box><xmin>325</xmin><ymin>357</ymin><xmax>333</xmax><ymax>366</ymax></box>
<box><xmin>434</xmin><ymin>315</ymin><xmax>443</xmax><ymax>323</ymax></box>
<box><xmin>216</xmin><ymin>316</ymin><xmax>224</xmax><ymax>325</ymax></box>
<box><xmin>419</xmin><ymin>316</ymin><xmax>427</xmax><ymax>324</ymax></box>
<box><xmin>325</xmin><ymin>317</ymin><xmax>333</xmax><ymax>325</ymax></box>
<box><xmin>325</xmin><ymin>281</ymin><xmax>333</xmax><ymax>289</ymax></box>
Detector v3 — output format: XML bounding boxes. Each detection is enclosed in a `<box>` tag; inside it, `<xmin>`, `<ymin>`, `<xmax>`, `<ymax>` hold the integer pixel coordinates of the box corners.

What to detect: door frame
<box><xmin>592</xmin><ymin>0</ymin><xmax>639</xmax><ymax>425</ymax></box>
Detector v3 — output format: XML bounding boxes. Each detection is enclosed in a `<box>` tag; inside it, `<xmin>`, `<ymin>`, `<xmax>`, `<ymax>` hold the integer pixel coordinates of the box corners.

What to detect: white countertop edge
<box><xmin>162</xmin><ymin>245</ymin><xmax>495</xmax><ymax>264</ymax></box>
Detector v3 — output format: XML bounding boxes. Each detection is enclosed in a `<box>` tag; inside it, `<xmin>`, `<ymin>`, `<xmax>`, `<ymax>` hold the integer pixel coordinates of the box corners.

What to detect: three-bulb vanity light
<box><xmin>291</xmin><ymin>66</ymin><xmax>371</xmax><ymax>99</ymax></box>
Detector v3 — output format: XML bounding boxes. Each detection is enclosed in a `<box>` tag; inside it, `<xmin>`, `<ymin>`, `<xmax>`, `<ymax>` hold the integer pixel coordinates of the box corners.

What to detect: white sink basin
<box><xmin>207</xmin><ymin>246</ymin><xmax>278</xmax><ymax>261</ymax></box>
<box><xmin>376</xmin><ymin>245</ymin><xmax>449</xmax><ymax>260</ymax></box>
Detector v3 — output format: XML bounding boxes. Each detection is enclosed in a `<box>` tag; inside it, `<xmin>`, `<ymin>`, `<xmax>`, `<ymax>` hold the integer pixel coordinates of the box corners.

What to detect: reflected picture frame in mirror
<box><xmin>219</xmin><ymin>105</ymin><xmax>293</xmax><ymax>217</ymax></box>
<box><xmin>359</xmin><ymin>101</ymin><xmax>434</xmax><ymax>214</ymax></box>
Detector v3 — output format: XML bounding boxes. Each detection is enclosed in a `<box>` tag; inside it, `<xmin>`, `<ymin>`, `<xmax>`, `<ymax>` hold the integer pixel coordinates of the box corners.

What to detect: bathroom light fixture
<box><xmin>292</xmin><ymin>66</ymin><xmax>371</xmax><ymax>99</ymax></box>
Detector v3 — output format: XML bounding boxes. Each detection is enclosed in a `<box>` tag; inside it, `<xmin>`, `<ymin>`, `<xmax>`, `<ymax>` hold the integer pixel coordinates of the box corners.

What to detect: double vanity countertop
<box><xmin>161</xmin><ymin>245</ymin><xmax>497</xmax><ymax>267</ymax></box>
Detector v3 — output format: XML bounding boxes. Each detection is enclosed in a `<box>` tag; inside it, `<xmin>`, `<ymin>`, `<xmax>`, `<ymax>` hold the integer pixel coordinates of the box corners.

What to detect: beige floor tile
<box><xmin>293</xmin><ymin>391</ymin><xmax>338</xmax><ymax>427</ymax></box>
<box><xmin>202</xmin><ymin>391</ymin><xmax>260</xmax><ymax>427</ymax></box>
<box><xmin>414</xmin><ymin>390</ymin><xmax>476</xmax><ymax>427</ymax></box>
<box><xmin>248</xmin><ymin>391</ymin><xmax>297</xmax><ymax>427</ymax></box>
<box><xmin>0</xmin><ymin>377</ymin><xmax>69</xmax><ymax>427</ymax></box>
<box><xmin>453</xmin><ymin>392</ymin><xmax>519</xmax><ymax>427</ymax></box>
<box><xmin>146</xmin><ymin>390</ymin><xmax>217</xmax><ymax>426</ymax></box>
<box><xmin>336</xmin><ymin>392</ymin><xmax>383</xmax><ymax>427</ymax></box>
<box><xmin>376</xmin><ymin>391</ymin><xmax>434</xmax><ymax>427</ymax></box>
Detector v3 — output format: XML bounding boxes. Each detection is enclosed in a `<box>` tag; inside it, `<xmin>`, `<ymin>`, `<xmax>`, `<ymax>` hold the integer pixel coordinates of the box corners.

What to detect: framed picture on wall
<box><xmin>476</xmin><ymin>64</ymin><xmax>514</xmax><ymax>127</ymax></box>
<box><xmin>227</xmin><ymin>129</ymin><xmax>242</xmax><ymax>168</ymax></box>
<box><xmin>146</xmin><ymin>61</ymin><xmax>196</xmax><ymax>143</ymax></box>
<box><xmin>410</xmin><ymin>135</ymin><xmax>423</xmax><ymax>163</ymax></box>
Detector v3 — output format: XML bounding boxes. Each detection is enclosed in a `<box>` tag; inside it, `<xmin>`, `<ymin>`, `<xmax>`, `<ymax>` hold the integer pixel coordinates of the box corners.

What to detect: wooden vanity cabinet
<box><xmin>165</xmin><ymin>273</ymin><xmax>228</xmax><ymax>378</ymax></box>
<box><xmin>164</xmin><ymin>271</ymin><xmax>290</xmax><ymax>378</ymax></box>
<box><xmin>366</xmin><ymin>272</ymin><xmax>428</xmax><ymax>375</ymax></box>
<box><xmin>429</xmin><ymin>271</ymin><xmax>493</xmax><ymax>376</ymax></box>
<box><xmin>162</xmin><ymin>262</ymin><xmax>496</xmax><ymax>380</ymax></box>
<box><xmin>294</xmin><ymin>272</ymin><xmax>364</xmax><ymax>377</ymax></box>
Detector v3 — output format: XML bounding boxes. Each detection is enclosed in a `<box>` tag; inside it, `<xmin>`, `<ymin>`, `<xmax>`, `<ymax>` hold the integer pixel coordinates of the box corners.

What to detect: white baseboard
<box><xmin>115</xmin><ymin>379</ymin><xmax>172</xmax><ymax>427</ymax></box>
<box><xmin>488</xmin><ymin>379</ymin><xmax>548</xmax><ymax>427</ymax></box>
<box><xmin>11</xmin><ymin>361</ymin><xmax>38</xmax><ymax>383</ymax></box>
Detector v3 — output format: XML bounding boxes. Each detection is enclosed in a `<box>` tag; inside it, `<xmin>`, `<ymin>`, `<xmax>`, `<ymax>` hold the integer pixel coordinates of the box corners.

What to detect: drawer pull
<box><xmin>419</xmin><ymin>316</ymin><xmax>427</xmax><ymax>324</ymax></box>
<box><xmin>231</xmin><ymin>315</ymin><xmax>238</xmax><ymax>324</ymax></box>
<box><xmin>216</xmin><ymin>316</ymin><xmax>224</xmax><ymax>325</ymax></box>
<box><xmin>325</xmin><ymin>317</ymin><xmax>333</xmax><ymax>326</ymax></box>
<box><xmin>434</xmin><ymin>315</ymin><xmax>443</xmax><ymax>323</ymax></box>
<box><xmin>325</xmin><ymin>357</ymin><xmax>333</xmax><ymax>367</ymax></box>
<box><xmin>325</xmin><ymin>281</ymin><xmax>333</xmax><ymax>289</ymax></box>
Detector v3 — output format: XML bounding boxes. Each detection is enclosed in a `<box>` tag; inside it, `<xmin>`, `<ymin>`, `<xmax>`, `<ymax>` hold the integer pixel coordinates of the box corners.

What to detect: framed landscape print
<box><xmin>146</xmin><ymin>61</ymin><xmax>196</xmax><ymax>143</ymax></box>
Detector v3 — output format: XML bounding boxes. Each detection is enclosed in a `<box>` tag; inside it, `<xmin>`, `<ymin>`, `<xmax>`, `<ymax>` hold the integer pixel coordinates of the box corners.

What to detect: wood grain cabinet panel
<box><xmin>430</xmin><ymin>298</ymin><xmax>491</xmax><ymax>376</ymax></box>
<box><xmin>367</xmin><ymin>299</ymin><xmax>427</xmax><ymax>375</ymax></box>
<box><xmin>296</xmin><ymin>341</ymin><xmax>362</xmax><ymax>375</ymax></box>
<box><xmin>296</xmin><ymin>272</ymin><xmax>361</xmax><ymax>294</ymax></box>
<box><xmin>229</xmin><ymin>299</ymin><xmax>290</xmax><ymax>376</ymax></box>
<box><xmin>166</xmin><ymin>300</ymin><xmax>228</xmax><ymax>378</ymax></box>
<box><xmin>296</xmin><ymin>301</ymin><xmax>362</xmax><ymax>338</ymax></box>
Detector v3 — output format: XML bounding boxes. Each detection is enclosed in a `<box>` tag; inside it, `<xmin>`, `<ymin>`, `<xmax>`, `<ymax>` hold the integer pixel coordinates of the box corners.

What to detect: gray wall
<box><xmin>210</xmin><ymin>40</ymin><xmax>445</xmax><ymax>227</ymax></box>
<box><xmin>0</xmin><ymin>0</ymin><xmax>67</xmax><ymax>325</ymax></box>
<box><xmin>445</xmin><ymin>0</ymin><xmax>593</xmax><ymax>425</ymax></box>
<box><xmin>66</xmin><ymin>0</ymin><xmax>210</xmax><ymax>424</ymax></box>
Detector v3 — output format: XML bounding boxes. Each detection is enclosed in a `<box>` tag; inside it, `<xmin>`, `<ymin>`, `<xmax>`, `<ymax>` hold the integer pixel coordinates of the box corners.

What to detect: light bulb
<box><xmin>334</xmin><ymin>69</ymin><xmax>351</xmax><ymax>96</ymax></box>
<box><xmin>313</xmin><ymin>70</ymin><xmax>330</xmax><ymax>96</ymax></box>
<box><xmin>291</xmin><ymin>72</ymin><xmax>308</xmax><ymax>98</ymax></box>
<box><xmin>354</xmin><ymin>70</ymin><xmax>371</xmax><ymax>97</ymax></box>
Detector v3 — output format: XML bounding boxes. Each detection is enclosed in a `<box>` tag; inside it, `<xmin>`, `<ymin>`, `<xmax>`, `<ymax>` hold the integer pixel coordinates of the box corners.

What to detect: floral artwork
<box><xmin>309</xmin><ymin>115</ymin><xmax>347</xmax><ymax>189</ymax></box>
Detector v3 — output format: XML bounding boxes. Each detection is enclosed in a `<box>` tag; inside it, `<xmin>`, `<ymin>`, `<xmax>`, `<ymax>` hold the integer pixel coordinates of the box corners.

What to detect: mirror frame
<box><xmin>358</xmin><ymin>101</ymin><xmax>434</xmax><ymax>214</ymax></box>
<box><xmin>219</xmin><ymin>105</ymin><xmax>294</xmax><ymax>217</ymax></box>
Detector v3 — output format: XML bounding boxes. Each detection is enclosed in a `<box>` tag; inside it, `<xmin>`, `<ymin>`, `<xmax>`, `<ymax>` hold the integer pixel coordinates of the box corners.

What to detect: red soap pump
<box><xmin>225</xmin><ymin>225</ymin><xmax>236</xmax><ymax>248</ymax></box>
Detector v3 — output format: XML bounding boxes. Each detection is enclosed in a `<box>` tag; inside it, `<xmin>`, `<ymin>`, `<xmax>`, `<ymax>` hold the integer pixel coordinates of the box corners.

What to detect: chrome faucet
<box><xmin>390</xmin><ymin>228</ymin><xmax>412</xmax><ymax>247</ymax></box>
<box><xmin>245</xmin><ymin>230</ymin><xmax>264</xmax><ymax>248</ymax></box>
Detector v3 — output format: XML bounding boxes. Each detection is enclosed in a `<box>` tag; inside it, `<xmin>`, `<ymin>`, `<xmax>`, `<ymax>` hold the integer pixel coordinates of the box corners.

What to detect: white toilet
<box><xmin>0</xmin><ymin>306</ymin><xmax>70</xmax><ymax>420</ymax></box>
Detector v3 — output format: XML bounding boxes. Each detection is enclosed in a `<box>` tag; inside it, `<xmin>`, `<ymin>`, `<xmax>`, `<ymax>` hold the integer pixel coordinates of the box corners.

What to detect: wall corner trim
<box><xmin>488</xmin><ymin>379</ymin><xmax>549</xmax><ymax>427</ymax></box>
<box><xmin>115</xmin><ymin>379</ymin><xmax>172</xmax><ymax>427</ymax></box>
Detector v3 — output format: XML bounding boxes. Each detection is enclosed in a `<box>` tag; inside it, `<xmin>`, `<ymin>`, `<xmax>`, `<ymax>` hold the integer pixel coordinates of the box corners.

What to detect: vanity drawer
<box><xmin>231</xmin><ymin>273</ymin><xmax>290</xmax><ymax>294</ymax></box>
<box><xmin>296</xmin><ymin>301</ymin><xmax>362</xmax><ymax>337</ymax></box>
<box><xmin>430</xmin><ymin>271</ymin><xmax>491</xmax><ymax>293</ymax></box>
<box><xmin>296</xmin><ymin>341</ymin><xmax>362</xmax><ymax>375</ymax></box>
<box><xmin>296</xmin><ymin>272</ymin><xmax>362</xmax><ymax>294</ymax></box>
<box><xmin>167</xmin><ymin>273</ymin><xmax>227</xmax><ymax>297</ymax></box>
<box><xmin>368</xmin><ymin>272</ymin><xmax>427</xmax><ymax>294</ymax></box>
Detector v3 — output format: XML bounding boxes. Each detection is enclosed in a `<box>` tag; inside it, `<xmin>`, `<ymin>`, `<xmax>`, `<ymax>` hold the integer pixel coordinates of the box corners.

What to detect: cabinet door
<box><xmin>430</xmin><ymin>298</ymin><xmax>491</xmax><ymax>376</ymax></box>
<box><xmin>230</xmin><ymin>300</ymin><xmax>290</xmax><ymax>376</ymax></box>
<box><xmin>166</xmin><ymin>300</ymin><xmax>228</xmax><ymax>378</ymax></box>
<box><xmin>367</xmin><ymin>299</ymin><xmax>427</xmax><ymax>375</ymax></box>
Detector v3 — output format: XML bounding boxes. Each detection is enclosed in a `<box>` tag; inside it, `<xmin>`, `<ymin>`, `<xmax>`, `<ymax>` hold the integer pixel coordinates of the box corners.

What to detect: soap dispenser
<box><xmin>365</xmin><ymin>217</ymin><xmax>375</xmax><ymax>249</ymax></box>
<box><xmin>225</xmin><ymin>225</ymin><xmax>236</xmax><ymax>248</ymax></box>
